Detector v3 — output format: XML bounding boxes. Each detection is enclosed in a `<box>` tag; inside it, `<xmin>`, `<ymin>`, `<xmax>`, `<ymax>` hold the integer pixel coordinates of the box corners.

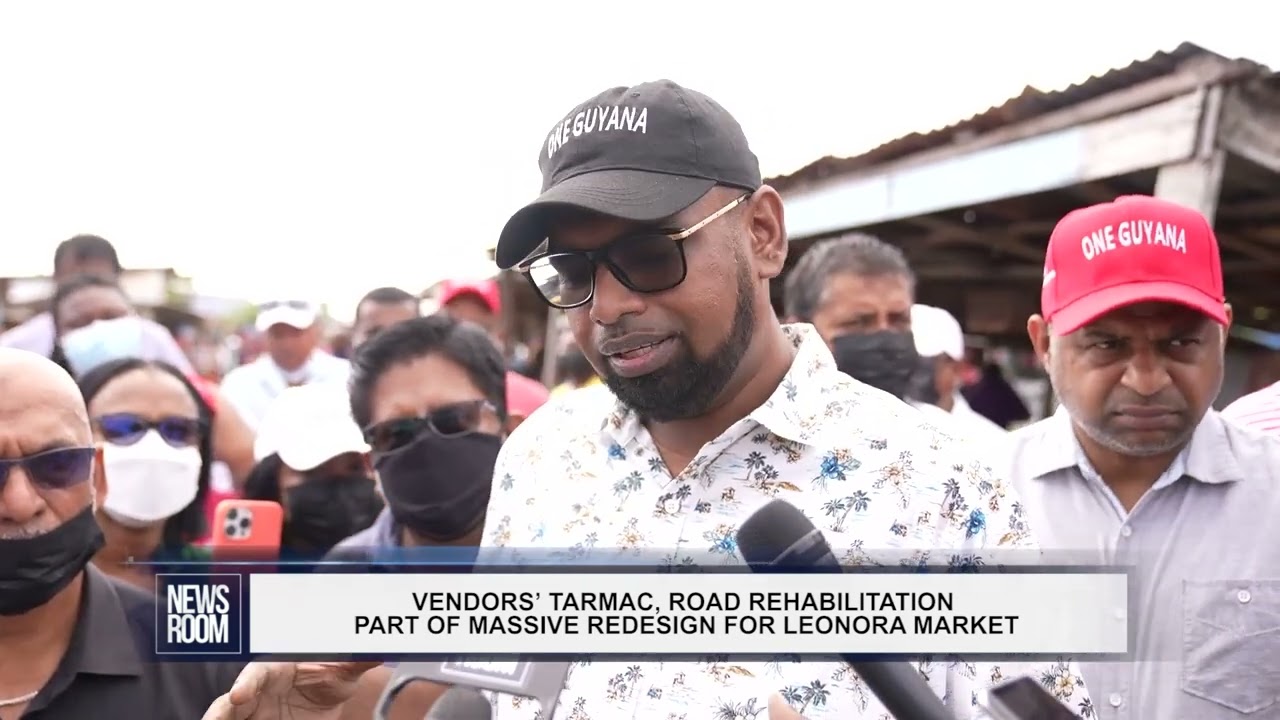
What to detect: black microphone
<box><xmin>424</xmin><ymin>687</ymin><xmax>494</xmax><ymax>719</ymax></box>
<box><xmin>735</xmin><ymin>499</ymin><xmax>954</xmax><ymax>720</ymax></box>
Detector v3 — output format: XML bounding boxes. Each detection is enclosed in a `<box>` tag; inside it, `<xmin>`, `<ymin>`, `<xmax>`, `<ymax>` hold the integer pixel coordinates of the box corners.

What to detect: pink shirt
<box><xmin>506</xmin><ymin>371</ymin><xmax>550</xmax><ymax>419</ymax></box>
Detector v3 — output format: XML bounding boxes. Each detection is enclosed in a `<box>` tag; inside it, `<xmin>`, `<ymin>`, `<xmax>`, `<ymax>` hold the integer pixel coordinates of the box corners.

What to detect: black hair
<box><xmin>358</xmin><ymin>286</ymin><xmax>419</xmax><ymax>309</ymax></box>
<box><xmin>243</xmin><ymin>453</ymin><xmax>285</xmax><ymax>504</ymax></box>
<box><xmin>354</xmin><ymin>287</ymin><xmax>421</xmax><ymax>329</ymax></box>
<box><xmin>783</xmin><ymin>233</ymin><xmax>916</xmax><ymax>321</ymax></box>
<box><xmin>349</xmin><ymin>314</ymin><xmax>508</xmax><ymax>430</ymax></box>
<box><xmin>77</xmin><ymin>358</ymin><xmax>213</xmax><ymax>548</ymax></box>
<box><xmin>51</xmin><ymin>274</ymin><xmax>128</xmax><ymax>331</ymax></box>
<box><xmin>49</xmin><ymin>274</ymin><xmax>131</xmax><ymax>373</ymax></box>
<box><xmin>54</xmin><ymin>234</ymin><xmax>121</xmax><ymax>276</ymax></box>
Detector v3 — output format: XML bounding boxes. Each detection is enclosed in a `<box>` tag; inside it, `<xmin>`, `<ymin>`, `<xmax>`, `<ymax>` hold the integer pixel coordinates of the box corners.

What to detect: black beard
<box><xmin>600</xmin><ymin>265</ymin><xmax>756</xmax><ymax>422</ymax></box>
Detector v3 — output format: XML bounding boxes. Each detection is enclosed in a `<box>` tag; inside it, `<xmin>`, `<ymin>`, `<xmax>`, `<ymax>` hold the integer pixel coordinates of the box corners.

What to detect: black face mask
<box><xmin>282</xmin><ymin>475</ymin><xmax>384</xmax><ymax>554</ymax></box>
<box><xmin>374</xmin><ymin>431</ymin><xmax>501</xmax><ymax>542</ymax></box>
<box><xmin>906</xmin><ymin>354</ymin><xmax>942</xmax><ymax>405</ymax></box>
<box><xmin>0</xmin><ymin>504</ymin><xmax>105</xmax><ymax>616</ymax></box>
<box><xmin>831</xmin><ymin>330</ymin><xmax>920</xmax><ymax>400</ymax></box>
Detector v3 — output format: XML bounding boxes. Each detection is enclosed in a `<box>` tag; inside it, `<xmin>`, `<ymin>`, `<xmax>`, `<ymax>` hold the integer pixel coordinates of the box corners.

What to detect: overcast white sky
<box><xmin>1</xmin><ymin>1</ymin><xmax>1275</xmax><ymax>321</ymax></box>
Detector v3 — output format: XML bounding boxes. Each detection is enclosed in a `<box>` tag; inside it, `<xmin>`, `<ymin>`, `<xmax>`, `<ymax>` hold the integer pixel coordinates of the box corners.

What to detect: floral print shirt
<box><xmin>481</xmin><ymin>323</ymin><xmax>1092</xmax><ymax>719</ymax></box>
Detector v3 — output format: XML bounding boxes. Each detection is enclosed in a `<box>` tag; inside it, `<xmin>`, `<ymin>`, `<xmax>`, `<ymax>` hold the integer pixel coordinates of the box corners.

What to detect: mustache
<box><xmin>0</xmin><ymin>524</ymin><xmax>48</xmax><ymax>541</ymax></box>
<box><xmin>1105</xmin><ymin>391</ymin><xmax>1188</xmax><ymax>412</ymax></box>
<box><xmin>594</xmin><ymin>326</ymin><xmax>678</xmax><ymax>355</ymax></box>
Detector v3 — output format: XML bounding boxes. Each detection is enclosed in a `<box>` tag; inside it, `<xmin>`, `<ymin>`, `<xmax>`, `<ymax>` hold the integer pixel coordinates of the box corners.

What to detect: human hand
<box><xmin>201</xmin><ymin>661</ymin><xmax>381</xmax><ymax>719</ymax></box>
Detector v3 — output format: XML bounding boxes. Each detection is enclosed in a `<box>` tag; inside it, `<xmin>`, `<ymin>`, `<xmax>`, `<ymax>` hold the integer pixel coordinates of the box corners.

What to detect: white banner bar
<box><xmin>248</xmin><ymin>572</ymin><xmax>1128</xmax><ymax>655</ymax></box>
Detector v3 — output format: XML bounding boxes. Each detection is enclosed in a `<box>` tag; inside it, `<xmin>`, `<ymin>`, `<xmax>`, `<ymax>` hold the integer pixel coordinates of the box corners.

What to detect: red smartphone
<box><xmin>209</xmin><ymin>499</ymin><xmax>283</xmax><ymax>560</ymax></box>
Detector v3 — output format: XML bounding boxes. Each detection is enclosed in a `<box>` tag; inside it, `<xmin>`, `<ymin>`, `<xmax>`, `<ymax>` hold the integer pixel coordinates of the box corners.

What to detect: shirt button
<box><xmin>1238</xmin><ymin>589</ymin><xmax>1252</xmax><ymax>604</ymax></box>
<box><xmin>1109</xmin><ymin>693</ymin><xmax>1124</xmax><ymax>708</ymax></box>
<box><xmin>1114</xmin><ymin>608</ymin><xmax>1126</xmax><ymax>620</ymax></box>
<box><xmin>1119</xmin><ymin>525</ymin><xmax>1133</xmax><ymax>538</ymax></box>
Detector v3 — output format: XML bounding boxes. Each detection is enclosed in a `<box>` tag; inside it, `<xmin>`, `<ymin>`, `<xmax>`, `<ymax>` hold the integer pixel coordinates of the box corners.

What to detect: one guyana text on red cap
<box><xmin>1080</xmin><ymin>220</ymin><xmax>1188</xmax><ymax>261</ymax></box>
<box><xmin>547</xmin><ymin>105</ymin><xmax>649</xmax><ymax>160</ymax></box>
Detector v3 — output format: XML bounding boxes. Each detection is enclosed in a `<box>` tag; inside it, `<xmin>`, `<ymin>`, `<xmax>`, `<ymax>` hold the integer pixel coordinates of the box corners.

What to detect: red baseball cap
<box><xmin>438</xmin><ymin>279</ymin><xmax>501</xmax><ymax>314</ymax></box>
<box><xmin>505</xmin><ymin>371</ymin><xmax>550</xmax><ymax>418</ymax></box>
<box><xmin>1041</xmin><ymin>195</ymin><xmax>1227</xmax><ymax>336</ymax></box>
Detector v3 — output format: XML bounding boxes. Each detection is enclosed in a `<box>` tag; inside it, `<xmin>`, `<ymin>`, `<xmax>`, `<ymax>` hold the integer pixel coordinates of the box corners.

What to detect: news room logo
<box><xmin>154</xmin><ymin>574</ymin><xmax>243</xmax><ymax>656</ymax></box>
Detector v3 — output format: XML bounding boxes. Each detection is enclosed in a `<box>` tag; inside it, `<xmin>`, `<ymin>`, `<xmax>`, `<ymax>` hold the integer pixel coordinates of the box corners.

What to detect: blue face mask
<box><xmin>60</xmin><ymin>316</ymin><xmax>146</xmax><ymax>377</ymax></box>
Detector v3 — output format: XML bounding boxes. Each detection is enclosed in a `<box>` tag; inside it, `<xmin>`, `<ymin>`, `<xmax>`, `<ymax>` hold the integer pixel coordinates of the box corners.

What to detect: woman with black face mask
<box><xmin>327</xmin><ymin>314</ymin><xmax>508</xmax><ymax>562</ymax></box>
<box><xmin>244</xmin><ymin>383</ymin><xmax>383</xmax><ymax>556</ymax></box>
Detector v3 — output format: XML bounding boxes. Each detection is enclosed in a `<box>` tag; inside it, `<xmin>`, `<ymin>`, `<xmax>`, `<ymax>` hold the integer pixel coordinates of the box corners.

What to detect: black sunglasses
<box><xmin>0</xmin><ymin>447</ymin><xmax>96</xmax><ymax>492</ymax></box>
<box><xmin>95</xmin><ymin>413</ymin><xmax>205</xmax><ymax>449</ymax></box>
<box><xmin>518</xmin><ymin>194</ymin><xmax>748</xmax><ymax>309</ymax></box>
<box><xmin>363</xmin><ymin>400</ymin><xmax>494</xmax><ymax>454</ymax></box>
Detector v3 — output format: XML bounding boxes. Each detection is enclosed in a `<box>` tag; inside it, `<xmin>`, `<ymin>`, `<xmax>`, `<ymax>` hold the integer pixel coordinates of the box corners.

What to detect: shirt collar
<box><xmin>600</xmin><ymin>323</ymin><xmax>837</xmax><ymax>447</ymax></box>
<box><xmin>1028</xmin><ymin>406</ymin><xmax>1246</xmax><ymax>486</ymax></box>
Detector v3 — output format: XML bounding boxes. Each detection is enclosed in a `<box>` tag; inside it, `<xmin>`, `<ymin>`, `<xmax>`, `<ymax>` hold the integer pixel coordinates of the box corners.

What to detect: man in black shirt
<box><xmin>0</xmin><ymin>348</ymin><xmax>240</xmax><ymax>719</ymax></box>
<box><xmin>0</xmin><ymin>350</ymin><xmax>440</xmax><ymax>720</ymax></box>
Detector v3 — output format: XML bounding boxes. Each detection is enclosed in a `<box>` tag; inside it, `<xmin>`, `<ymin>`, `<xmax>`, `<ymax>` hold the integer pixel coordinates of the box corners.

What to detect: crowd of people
<box><xmin>0</xmin><ymin>78</ymin><xmax>1277</xmax><ymax>720</ymax></box>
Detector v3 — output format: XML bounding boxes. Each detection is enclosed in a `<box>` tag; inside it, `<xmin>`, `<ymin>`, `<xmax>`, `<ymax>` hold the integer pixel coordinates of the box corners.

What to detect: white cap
<box><xmin>255</xmin><ymin>300</ymin><xmax>319</xmax><ymax>332</ymax></box>
<box><xmin>253</xmin><ymin>382</ymin><xmax>369</xmax><ymax>471</ymax></box>
<box><xmin>911</xmin><ymin>304</ymin><xmax>966</xmax><ymax>361</ymax></box>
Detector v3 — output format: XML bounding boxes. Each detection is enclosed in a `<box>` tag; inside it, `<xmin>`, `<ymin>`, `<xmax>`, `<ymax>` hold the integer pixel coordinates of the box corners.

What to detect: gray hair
<box><xmin>783</xmin><ymin>233</ymin><xmax>915</xmax><ymax>321</ymax></box>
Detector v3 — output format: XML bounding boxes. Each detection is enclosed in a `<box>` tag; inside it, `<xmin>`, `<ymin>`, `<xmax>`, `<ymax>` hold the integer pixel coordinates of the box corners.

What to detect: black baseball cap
<box><xmin>494</xmin><ymin>79</ymin><xmax>762</xmax><ymax>270</ymax></box>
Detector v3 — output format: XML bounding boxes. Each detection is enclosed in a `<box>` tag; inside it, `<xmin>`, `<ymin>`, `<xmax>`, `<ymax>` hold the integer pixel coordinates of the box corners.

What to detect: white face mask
<box><xmin>101</xmin><ymin>430</ymin><xmax>202</xmax><ymax>528</ymax></box>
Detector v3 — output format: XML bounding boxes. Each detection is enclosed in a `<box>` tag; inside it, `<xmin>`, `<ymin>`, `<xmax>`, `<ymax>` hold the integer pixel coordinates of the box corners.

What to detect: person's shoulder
<box><xmin>218</xmin><ymin>360</ymin><xmax>260</xmax><ymax>386</ymax></box>
<box><xmin>510</xmin><ymin>382</ymin><xmax>616</xmax><ymax>438</ymax></box>
<box><xmin>316</xmin><ymin>351</ymin><xmax>351</xmax><ymax>374</ymax></box>
<box><xmin>1217</xmin><ymin>410</ymin><xmax>1280</xmax><ymax>464</ymax></box>
<box><xmin>1004</xmin><ymin>413</ymin><xmax>1060</xmax><ymax>447</ymax></box>
<box><xmin>327</xmin><ymin>525</ymin><xmax>381</xmax><ymax>560</ymax></box>
<box><xmin>807</xmin><ymin>373</ymin><xmax>956</xmax><ymax>450</ymax></box>
<box><xmin>496</xmin><ymin>383</ymin><xmax>616</xmax><ymax>463</ymax></box>
<box><xmin>91</xmin><ymin>570</ymin><xmax>246</xmax><ymax>705</ymax></box>
<box><xmin>0</xmin><ymin>313</ymin><xmax>54</xmax><ymax>352</ymax></box>
<box><xmin>106</xmin><ymin>570</ymin><xmax>160</xmax><ymax>616</ymax></box>
<box><xmin>907</xmin><ymin>399</ymin><xmax>960</xmax><ymax>432</ymax></box>
<box><xmin>1222</xmin><ymin>382</ymin><xmax>1280</xmax><ymax>421</ymax></box>
<box><xmin>803</xmin><ymin>378</ymin><xmax>1001</xmax><ymax>484</ymax></box>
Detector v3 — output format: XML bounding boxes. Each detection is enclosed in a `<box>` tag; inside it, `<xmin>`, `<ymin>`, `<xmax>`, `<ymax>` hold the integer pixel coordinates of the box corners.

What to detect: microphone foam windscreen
<box><xmin>735</xmin><ymin>499</ymin><xmax>822</xmax><ymax>565</ymax></box>
<box><xmin>425</xmin><ymin>687</ymin><xmax>494</xmax><ymax>720</ymax></box>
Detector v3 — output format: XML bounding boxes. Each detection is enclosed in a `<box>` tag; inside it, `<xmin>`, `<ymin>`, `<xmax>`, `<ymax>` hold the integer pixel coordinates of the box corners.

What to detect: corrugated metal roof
<box><xmin>767</xmin><ymin>43</ymin><xmax>1270</xmax><ymax>192</ymax></box>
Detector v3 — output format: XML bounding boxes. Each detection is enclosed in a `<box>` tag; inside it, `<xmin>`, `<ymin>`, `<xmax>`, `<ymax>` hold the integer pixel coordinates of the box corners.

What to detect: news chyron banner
<box><xmin>150</xmin><ymin>559</ymin><xmax>1132</xmax><ymax>661</ymax></box>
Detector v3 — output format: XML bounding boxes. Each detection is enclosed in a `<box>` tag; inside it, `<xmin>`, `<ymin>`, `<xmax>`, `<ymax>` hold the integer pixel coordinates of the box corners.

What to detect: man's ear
<box><xmin>1221</xmin><ymin>303</ymin><xmax>1234</xmax><ymax>350</ymax></box>
<box><xmin>92</xmin><ymin>444</ymin><xmax>107</xmax><ymax>507</ymax></box>
<box><xmin>746</xmin><ymin>186</ymin><xmax>788</xmax><ymax>280</ymax></box>
<box><xmin>1027</xmin><ymin>314</ymin><xmax>1051</xmax><ymax>365</ymax></box>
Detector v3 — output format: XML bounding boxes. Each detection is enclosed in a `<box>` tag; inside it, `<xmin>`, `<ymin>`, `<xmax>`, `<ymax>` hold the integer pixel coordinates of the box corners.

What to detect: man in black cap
<box><xmin>480</xmin><ymin>80</ymin><xmax>1092</xmax><ymax>718</ymax></box>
